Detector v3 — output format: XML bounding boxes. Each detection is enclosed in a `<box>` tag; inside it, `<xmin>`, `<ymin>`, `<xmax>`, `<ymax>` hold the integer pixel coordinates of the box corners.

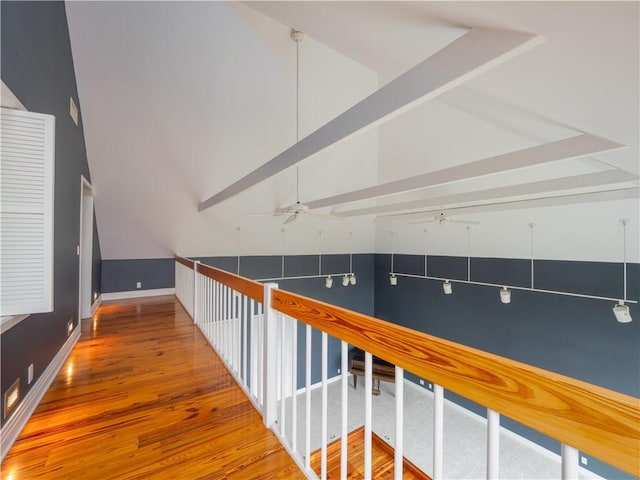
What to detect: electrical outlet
<box><xmin>67</xmin><ymin>318</ymin><xmax>74</xmax><ymax>336</ymax></box>
<box><xmin>27</xmin><ymin>364</ymin><xmax>34</xmax><ymax>384</ymax></box>
<box><xmin>428</xmin><ymin>383</ymin><xmax>433</xmax><ymax>390</ymax></box>
<box><xmin>337</xmin><ymin>369</ymin><xmax>341</xmax><ymax>374</ymax></box>
<box><xmin>580</xmin><ymin>456</ymin><xmax>588</xmax><ymax>466</ymax></box>
<box><xmin>419</xmin><ymin>379</ymin><xmax>425</xmax><ymax>386</ymax></box>
<box><xmin>136</xmin><ymin>282</ymin><xmax>141</xmax><ymax>289</ymax></box>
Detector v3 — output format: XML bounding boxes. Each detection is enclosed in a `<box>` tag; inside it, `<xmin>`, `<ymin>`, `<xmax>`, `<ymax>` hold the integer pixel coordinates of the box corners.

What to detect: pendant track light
<box><xmin>342</xmin><ymin>275</ymin><xmax>350</xmax><ymax>287</ymax></box>
<box><xmin>390</xmin><ymin>274</ymin><xmax>398</xmax><ymax>286</ymax></box>
<box><xmin>500</xmin><ymin>287</ymin><xmax>511</xmax><ymax>304</ymax></box>
<box><xmin>613</xmin><ymin>219</ymin><xmax>632</xmax><ymax>323</ymax></box>
<box><xmin>325</xmin><ymin>276</ymin><xmax>333</xmax><ymax>289</ymax></box>
<box><xmin>443</xmin><ymin>280</ymin><xmax>453</xmax><ymax>295</ymax></box>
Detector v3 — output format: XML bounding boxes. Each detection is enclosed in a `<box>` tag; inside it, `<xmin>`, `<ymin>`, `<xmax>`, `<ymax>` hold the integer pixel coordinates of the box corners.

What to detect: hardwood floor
<box><xmin>1</xmin><ymin>296</ymin><xmax>304</xmax><ymax>479</ymax></box>
<box><xmin>310</xmin><ymin>427</ymin><xmax>431</xmax><ymax>480</ymax></box>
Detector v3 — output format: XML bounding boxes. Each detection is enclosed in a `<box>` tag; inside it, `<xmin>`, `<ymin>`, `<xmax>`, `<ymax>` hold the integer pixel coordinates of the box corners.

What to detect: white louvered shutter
<box><xmin>0</xmin><ymin>107</ymin><xmax>55</xmax><ymax>316</ymax></box>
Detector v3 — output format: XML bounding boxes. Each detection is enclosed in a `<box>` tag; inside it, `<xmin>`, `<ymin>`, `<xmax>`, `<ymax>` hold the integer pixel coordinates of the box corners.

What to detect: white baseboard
<box><xmin>101</xmin><ymin>287</ymin><xmax>175</xmax><ymax>301</ymax></box>
<box><xmin>1</xmin><ymin>325</ymin><xmax>81</xmax><ymax>461</ymax></box>
<box><xmin>90</xmin><ymin>295</ymin><xmax>102</xmax><ymax>316</ymax></box>
<box><xmin>296</xmin><ymin>373</ymin><xmax>343</xmax><ymax>395</ymax></box>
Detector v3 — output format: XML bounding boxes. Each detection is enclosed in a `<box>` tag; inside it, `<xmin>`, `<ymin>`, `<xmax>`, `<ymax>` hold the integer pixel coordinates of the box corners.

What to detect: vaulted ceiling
<box><xmin>66</xmin><ymin>1</ymin><xmax>639</xmax><ymax>262</ymax></box>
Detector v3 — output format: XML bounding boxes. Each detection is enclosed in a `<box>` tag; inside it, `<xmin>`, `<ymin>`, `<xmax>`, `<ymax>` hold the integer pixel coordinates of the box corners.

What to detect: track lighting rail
<box><xmin>255</xmin><ymin>272</ymin><xmax>353</xmax><ymax>283</ymax></box>
<box><xmin>391</xmin><ymin>272</ymin><xmax>638</xmax><ymax>304</ymax></box>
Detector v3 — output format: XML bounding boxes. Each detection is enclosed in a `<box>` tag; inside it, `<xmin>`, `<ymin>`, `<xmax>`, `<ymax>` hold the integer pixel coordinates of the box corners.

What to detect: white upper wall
<box><xmin>66</xmin><ymin>1</ymin><xmax>639</xmax><ymax>262</ymax></box>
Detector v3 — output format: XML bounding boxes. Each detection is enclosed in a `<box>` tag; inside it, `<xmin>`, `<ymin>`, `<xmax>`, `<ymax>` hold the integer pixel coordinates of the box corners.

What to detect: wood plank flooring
<box><xmin>1</xmin><ymin>296</ymin><xmax>304</xmax><ymax>479</ymax></box>
<box><xmin>310</xmin><ymin>426</ymin><xmax>431</xmax><ymax>480</ymax></box>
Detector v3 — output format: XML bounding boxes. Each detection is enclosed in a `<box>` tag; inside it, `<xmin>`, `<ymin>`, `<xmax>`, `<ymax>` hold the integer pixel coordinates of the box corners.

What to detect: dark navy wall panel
<box><xmin>375</xmin><ymin>253</ymin><xmax>639</xmax><ymax>479</ymax></box>
<box><xmin>425</xmin><ymin>255</ymin><xmax>468</xmax><ymax>280</ymax></box>
<box><xmin>470</xmin><ymin>257</ymin><xmax>531</xmax><ymax>287</ymax></box>
<box><xmin>101</xmin><ymin>259</ymin><xmax>174</xmax><ymax>293</ymax></box>
<box><xmin>535</xmin><ymin>259</ymin><xmax>624</xmax><ymax>298</ymax></box>
<box><xmin>0</xmin><ymin>1</ymin><xmax>101</xmax><ymax>427</ymax></box>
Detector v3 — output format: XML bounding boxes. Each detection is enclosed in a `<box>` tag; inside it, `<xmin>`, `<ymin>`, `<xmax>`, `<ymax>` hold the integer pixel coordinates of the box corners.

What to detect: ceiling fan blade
<box><xmin>283</xmin><ymin>214</ymin><xmax>297</xmax><ymax>225</ymax></box>
<box><xmin>310</xmin><ymin>212</ymin><xmax>340</xmax><ymax>220</ymax></box>
<box><xmin>449</xmin><ymin>219</ymin><xmax>480</xmax><ymax>225</ymax></box>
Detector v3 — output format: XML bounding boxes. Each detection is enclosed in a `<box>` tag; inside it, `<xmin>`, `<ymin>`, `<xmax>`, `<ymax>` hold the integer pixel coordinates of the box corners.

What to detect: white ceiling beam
<box><xmin>375</xmin><ymin>187</ymin><xmax>639</xmax><ymax>221</ymax></box>
<box><xmin>199</xmin><ymin>27</ymin><xmax>543</xmax><ymax>212</ymax></box>
<box><xmin>334</xmin><ymin>169</ymin><xmax>638</xmax><ymax>217</ymax></box>
<box><xmin>306</xmin><ymin>133</ymin><xmax>625</xmax><ymax>210</ymax></box>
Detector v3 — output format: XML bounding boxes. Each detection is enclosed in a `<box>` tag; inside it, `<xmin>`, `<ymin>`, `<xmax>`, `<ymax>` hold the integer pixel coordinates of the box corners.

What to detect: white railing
<box><xmin>174</xmin><ymin>256</ymin><xmax>639</xmax><ymax>480</ymax></box>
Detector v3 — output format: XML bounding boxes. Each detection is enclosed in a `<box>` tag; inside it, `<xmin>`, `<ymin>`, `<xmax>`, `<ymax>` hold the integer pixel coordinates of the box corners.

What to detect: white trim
<box><xmin>0</xmin><ymin>314</ymin><xmax>30</xmax><ymax>334</ymax></box>
<box><xmin>90</xmin><ymin>295</ymin><xmax>102</xmax><ymax>316</ymax></box>
<box><xmin>79</xmin><ymin>177</ymin><xmax>94</xmax><ymax>320</ymax></box>
<box><xmin>296</xmin><ymin>372</ymin><xmax>343</xmax><ymax>395</ymax></box>
<box><xmin>403</xmin><ymin>380</ymin><xmax>604</xmax><ymax>480</ymax></box>
<box><xmin>0</xmin><ymin>325</ymin><xmax>80</xmax><ymax>461</ymax></box>
<box><xmin>0</xmin><ymin>80</ymin><xmax>26</xmax><ymax>110</ymax></box>
<box><xmin>101</xmin><ymin>288</ymin><xmax>175</xmax><ymax>301</ymax></box>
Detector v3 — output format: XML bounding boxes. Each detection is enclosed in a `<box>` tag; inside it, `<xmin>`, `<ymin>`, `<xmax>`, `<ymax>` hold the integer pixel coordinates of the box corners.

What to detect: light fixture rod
<box><xmin>424</xmin><ymin>229</ymin><xmax>428</xmax><ymax>277</ymax></box>
<box><xmin>621</xmin><ymin>219</ymin><xmax>628</xmax><ymax>301</ymax></box>
<box><xmin>391</xmin><ymin>272</ymin><xmax>638</xmax><ymax>304</ymax></box>
<box><xmin>467</xmin><ymin>226</ymin><xmax>471</xmax><ymax>282</ymax></box>
<box><xmin>390</xmin><ymin>231</ymin><xmax>395</xmax><ymax>274</ymax></box>
<box><xmin>318</xmin><ymin>230</ymin><xmax>323</xmax><ymax>275</ymax></box>
<box><xmin>529</xmin><ymin>223</ymin><xmax>535</xmax><ymax>289</ymax></box>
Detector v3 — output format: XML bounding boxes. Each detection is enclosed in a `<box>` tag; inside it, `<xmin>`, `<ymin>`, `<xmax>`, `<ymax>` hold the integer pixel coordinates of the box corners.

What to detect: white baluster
<box><xmin>394</xmin><ymin>366</ymin><xmax>404</xmax><ymax>480</ymax></box>
<box><xmin>364</xmin><ymin>352</ymin><xmax>372</xmax><ymax>480</ymax></box>
<box><xmin>321</xmin><ymin>331</ymin><xmax>328</xmax><ymax>480</ymax></box>
<box><xmin>280</xmin><ymin>313</ymin><xmax>286</xmax><ymax>438</ymax></box>
<box><xmin>305</xmin><ymin>324</ymin><xmax>312</xmax><ymax>471</ymax></box>
<box><xmin>561</xmin><ymin>443</ymin><xmax>579</xmax><ymax>480</ymax></box>
<box><xmin>487</xmin><ymin>409</ymin><xmax>500</xmax><ymax>480</ymax></box>
<box><xmin>433</xmin><ymin>383</ymin><xmax>444</xmax><ymax>480</ymax></box>
<box><xmin>242</xmin><ymin>295</ymin><xmax>248</xmax><ymax>385</ymax></box>
<box><xmin>341</xmin><ymin>341</ymin><xmax>348</xmax><ymax>480</ymax></box>
<box><xmin>291</xmin><ymin>317</ymin><xmax>298</xmax><ymax>453</ymax></box>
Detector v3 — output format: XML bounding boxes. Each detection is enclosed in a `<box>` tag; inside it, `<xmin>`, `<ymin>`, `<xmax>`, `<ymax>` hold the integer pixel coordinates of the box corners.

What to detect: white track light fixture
<box><xmin>390</xmin><ymin>274</ymin><xmax>398</xmax><ymax>286</ymax></box>
<box><xmin>342</xmin><ymin>275</ymin><xmax>350</xmax><ymax>287</ymax></box>
<box><xmin>500</xmin><ymin>287</ymin><xmax>511</xmax><ymax>304</ymax></box>
<box><xmin>350</xmin><ymin>274</ymin><xmax>357</xmax><ymax>286</ymax></box>
<box><xmin>443</xmin><ymin>280</ymin><xmax>453</xmax><ymax>295</ymax></box>
<box><xmin>325</xmin><ymin>276</ymin><xmax>333</xmax><ymax>289</ymax></box>
<box><xmin>613</xmin><ymin>301</ymin><xmax>632</xmax><ymax>323</ymax></box>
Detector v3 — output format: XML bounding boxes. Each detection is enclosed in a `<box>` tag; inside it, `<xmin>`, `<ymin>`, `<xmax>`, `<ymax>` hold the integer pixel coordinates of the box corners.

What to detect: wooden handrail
<box><xmin>175</xmin><ymin>255</ymin><xmax>195</xmax><ymax>269</ymax></box>
<box><xmin>196</xmin><ymin>262</ymin><xmax>264</xmax><ymax>303</ymax></box>
<box><xmin>272</xmin><ymin>288</ymin><xmax>640</xmax><ymax>476</ymax></box>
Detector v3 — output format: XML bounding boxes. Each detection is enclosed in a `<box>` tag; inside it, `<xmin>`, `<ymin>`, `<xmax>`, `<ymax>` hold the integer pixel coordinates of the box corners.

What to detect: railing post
<box><xmin>262</xmin><ymin>282</ymin><xmax>279</xmax><ymax>428</ymax></box>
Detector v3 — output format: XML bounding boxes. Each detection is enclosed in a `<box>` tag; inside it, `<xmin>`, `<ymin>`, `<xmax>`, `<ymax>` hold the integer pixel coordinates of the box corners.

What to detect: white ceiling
<box><xmin>65</xmin><ymin>1</ymin><xmax>639</xmax><ymax>262</ymax></box>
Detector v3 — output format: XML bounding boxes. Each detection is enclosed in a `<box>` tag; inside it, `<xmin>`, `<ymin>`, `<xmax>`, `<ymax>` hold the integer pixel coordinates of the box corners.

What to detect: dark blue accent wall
<box><xmin>1</xmin><ymin>1</ymin><xmax>101</xmax><ymax>426</ymax></box>
<box><xmin>101</xmin><ymin>258</ymin><xmax>174</xmax><ymax>293</ymax></box>
<box><xmin>376</xmin><ymin>253</ymin><xmax>639</xmax><ymax>479</ymax></box>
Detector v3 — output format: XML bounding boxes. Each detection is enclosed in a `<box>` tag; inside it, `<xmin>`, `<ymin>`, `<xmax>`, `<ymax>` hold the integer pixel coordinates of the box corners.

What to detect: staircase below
<box><xmin>310</xmin><ymin>426</ymin><xmax>431</xmax><ymax>479</ymax></box>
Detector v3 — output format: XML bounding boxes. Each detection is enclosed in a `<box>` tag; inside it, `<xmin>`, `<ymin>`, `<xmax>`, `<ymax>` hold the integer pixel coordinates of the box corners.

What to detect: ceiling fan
<box><xmin>410</xmin><ymin>211</ymin><xmax>479</xmax><ymax>226</ymax></box>
<box><xmin>249</xmin><ymin>29</ymin><xmax>335</xmax><ymax>225</ymax></box>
